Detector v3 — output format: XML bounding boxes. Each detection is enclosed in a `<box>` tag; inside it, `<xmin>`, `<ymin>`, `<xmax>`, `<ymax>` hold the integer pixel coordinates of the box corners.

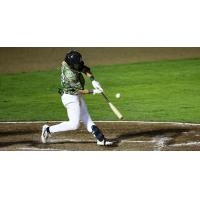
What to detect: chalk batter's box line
<box><xmin>0</xmin><ymin>121</ymin><xmax>200</xmax><ymax>126</ymax></box>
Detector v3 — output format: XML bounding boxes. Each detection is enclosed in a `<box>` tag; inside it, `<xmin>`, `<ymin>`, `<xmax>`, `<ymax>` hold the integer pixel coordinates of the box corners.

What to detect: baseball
<box><xmin>115</xmin><ymin>93</ymin><xmax>121</xmax><ymax>99</ymax></box>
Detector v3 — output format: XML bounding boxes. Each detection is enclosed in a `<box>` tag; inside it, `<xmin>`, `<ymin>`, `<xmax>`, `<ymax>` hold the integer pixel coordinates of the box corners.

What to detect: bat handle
<box><xmin>101</xmin><ymin>92</ymin><xmax>110</xmax><ymax>103</ymax></box>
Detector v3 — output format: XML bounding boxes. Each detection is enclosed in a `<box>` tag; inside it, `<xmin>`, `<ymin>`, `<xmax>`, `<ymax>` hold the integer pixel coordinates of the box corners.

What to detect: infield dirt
<box><xmin>0</xmin><ymin>121</ymin><xmax>200</xmax><ymax>151</ymax></box>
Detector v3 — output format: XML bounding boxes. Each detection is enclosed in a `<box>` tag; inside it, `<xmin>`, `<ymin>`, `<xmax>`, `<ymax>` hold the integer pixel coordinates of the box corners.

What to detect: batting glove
<box><xmin>93</xmin><ymin>89</ymin><xmax>102</xmax><ymax>95</ymax></box>
<box><xmin>92</xmin><ymin>80</ymin><xmax>103</xmax><ymax>92</ymax></box>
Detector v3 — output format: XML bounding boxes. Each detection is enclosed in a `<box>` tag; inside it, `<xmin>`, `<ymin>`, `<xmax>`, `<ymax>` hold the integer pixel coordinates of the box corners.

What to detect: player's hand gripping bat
<box><xmin>101</xmin><ymin>92</ymin><xmax>123</xmax><ymax>120</ymax></box>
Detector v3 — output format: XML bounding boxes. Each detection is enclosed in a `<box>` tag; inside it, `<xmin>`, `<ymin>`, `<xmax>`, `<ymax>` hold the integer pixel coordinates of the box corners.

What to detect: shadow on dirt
<box><xmin>0</xmin><ymin>140</ymin><xmax>38</xmax><ymax>149</ymax></box>
<box><xmin>0</xmin><ymin>127</ymin><xmax>192</xmax><ymax>149</ymax></box>
<box><xmin>111</xmin><ymin>128</ymin><xmax>190</xmax><ymax>146</ymax></box>
<box><xmin>34</xmin><ymin>140</ymin><xmax>95</xmax><ymax>146</ymax></box>
<box><xmin>0</xmin><ymin>130</ymin><xmax>37</xmax><ymax>137</ymax></box>
<box><xmin>32</xmin><ymin>140</ymin><xmax>119</xmax><ymax>148</ymax></box>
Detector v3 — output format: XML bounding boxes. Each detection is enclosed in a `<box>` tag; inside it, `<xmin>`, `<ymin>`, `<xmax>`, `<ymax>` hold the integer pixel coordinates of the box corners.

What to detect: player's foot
<box><xmin>97</xmin><ymin>139</ymin><xmax>113</xmax><ymax>146</ymax></box>
<box><xmin>41</xmin><ymin>124</ymin><xmax>51</xmax><ymax>143</ymax></box>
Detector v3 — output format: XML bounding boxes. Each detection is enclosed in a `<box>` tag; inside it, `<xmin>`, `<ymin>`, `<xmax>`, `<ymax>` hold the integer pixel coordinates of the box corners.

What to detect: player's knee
<box><xmin>70</xmin><ymin>121</ymin><xmax>80</xmax><ymax>130</ymax></box>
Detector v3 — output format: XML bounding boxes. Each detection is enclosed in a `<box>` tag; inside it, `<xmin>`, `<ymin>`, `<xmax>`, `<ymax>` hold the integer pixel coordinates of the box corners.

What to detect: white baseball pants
<box><xmin>49</xmin><ymin>93</ymin><xmax>95</xmax><ymax>134</ymax></box>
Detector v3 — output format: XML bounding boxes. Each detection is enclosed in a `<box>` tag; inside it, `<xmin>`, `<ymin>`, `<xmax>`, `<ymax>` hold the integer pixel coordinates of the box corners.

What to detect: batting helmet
<box><xmin>65</xmin><ymin>50</ymin><xmax>84</xmax><ymax>71</ymax></box>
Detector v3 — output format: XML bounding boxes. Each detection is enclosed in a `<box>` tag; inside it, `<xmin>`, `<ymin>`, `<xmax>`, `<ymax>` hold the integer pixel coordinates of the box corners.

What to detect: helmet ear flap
<box><xmin>80</xmin><ymin>61</ymin><xmax>84</xmax><ymax>66</ymax></box>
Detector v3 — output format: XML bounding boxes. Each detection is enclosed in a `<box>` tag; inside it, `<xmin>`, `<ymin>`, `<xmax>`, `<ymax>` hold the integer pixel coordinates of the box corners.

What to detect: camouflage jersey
<box><xmin>61</xmin><ymin>62</ymin><xmax>90</xmax><ymax>95</ymax></box>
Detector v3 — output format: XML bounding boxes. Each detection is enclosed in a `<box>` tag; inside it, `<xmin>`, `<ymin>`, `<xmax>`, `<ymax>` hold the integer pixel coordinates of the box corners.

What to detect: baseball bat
<box><xmin>101</xmin><ymin>93</ymin><xmax>123</xmax><ymax>120</ymax></box>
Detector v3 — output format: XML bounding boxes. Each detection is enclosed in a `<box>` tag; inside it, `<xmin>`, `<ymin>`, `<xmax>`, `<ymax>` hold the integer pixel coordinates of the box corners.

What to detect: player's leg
<box><xmin>50</xmin><ymin>94</ymin><xmax>81</xmax><ymax>132</ymax></box>
<box><xmin>79</xmin><ymin>95</ymin><xmax>95</xmax><ymax>132</ymax></box>
<box><xmin>41</xmin><ymin>94</ymin><xmax>81</xmax><ymax>143</ymax></box>
<box><xmin>79</xmin><ymin>96</ymin><xmax>113</xmax><ymax>146</ymax></box>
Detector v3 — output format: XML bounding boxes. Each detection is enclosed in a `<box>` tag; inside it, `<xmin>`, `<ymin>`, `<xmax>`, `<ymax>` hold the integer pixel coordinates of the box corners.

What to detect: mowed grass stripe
<box><xmin>0</xmin><ymin>58</ymin><xmax>200</xmax><ymax>122</ymax></box>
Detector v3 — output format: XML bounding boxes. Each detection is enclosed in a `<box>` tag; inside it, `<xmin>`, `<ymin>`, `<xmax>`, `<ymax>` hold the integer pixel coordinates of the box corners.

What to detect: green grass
<box><xmin>0</xmin><ymin>58</ymin><xmax>200</xmax><ymax>122</ymax></box>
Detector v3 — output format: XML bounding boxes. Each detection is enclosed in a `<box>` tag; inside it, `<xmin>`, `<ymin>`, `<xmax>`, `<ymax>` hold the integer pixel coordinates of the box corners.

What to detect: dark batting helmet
<box><xmin>64</xmin><ymin>50</ymin><xmax>84</xmax><ymax>71</ymax></box>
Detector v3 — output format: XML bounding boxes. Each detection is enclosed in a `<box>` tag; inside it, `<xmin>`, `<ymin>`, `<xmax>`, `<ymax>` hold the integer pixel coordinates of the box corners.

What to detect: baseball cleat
<box><xmin>97</xmin><ymin>139</ymin><xmax>113</xmax><ymax>146</ymax></box>
<box><xmin>41</xmin><ymin>124</ymin><xmax>51</xmax><ymax>143</ymax></box>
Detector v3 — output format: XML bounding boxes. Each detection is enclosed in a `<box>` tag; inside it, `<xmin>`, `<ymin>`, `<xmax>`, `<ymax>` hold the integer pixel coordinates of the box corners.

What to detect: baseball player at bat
<box><xmin>41</xmin><ymin>50</ymin><xmax>113</xmax><ymax>146</ymax></box>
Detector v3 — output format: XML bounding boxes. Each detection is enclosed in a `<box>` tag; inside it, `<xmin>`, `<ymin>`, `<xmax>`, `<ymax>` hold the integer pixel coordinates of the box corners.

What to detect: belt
<box><xmin>58</xmin><ymin>88</ymin><xmax>79</xmax><ymax>96</ymax></box>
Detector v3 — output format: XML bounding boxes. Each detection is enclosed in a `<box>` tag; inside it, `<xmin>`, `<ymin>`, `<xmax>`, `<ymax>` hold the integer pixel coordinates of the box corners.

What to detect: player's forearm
<box><xmin>79</xmin><ymin>89</ymin><xmax>102</xmax><ymax>95</ymax></box>
<box><xmin>86</xmin><ymin>72</ymin><xmax>95</xmax><ymax>81</ymax></box>
<box><xmin>79</xmin><ymin>89</ymin><xmax>93</xmax><ymax>95</ymax></box>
